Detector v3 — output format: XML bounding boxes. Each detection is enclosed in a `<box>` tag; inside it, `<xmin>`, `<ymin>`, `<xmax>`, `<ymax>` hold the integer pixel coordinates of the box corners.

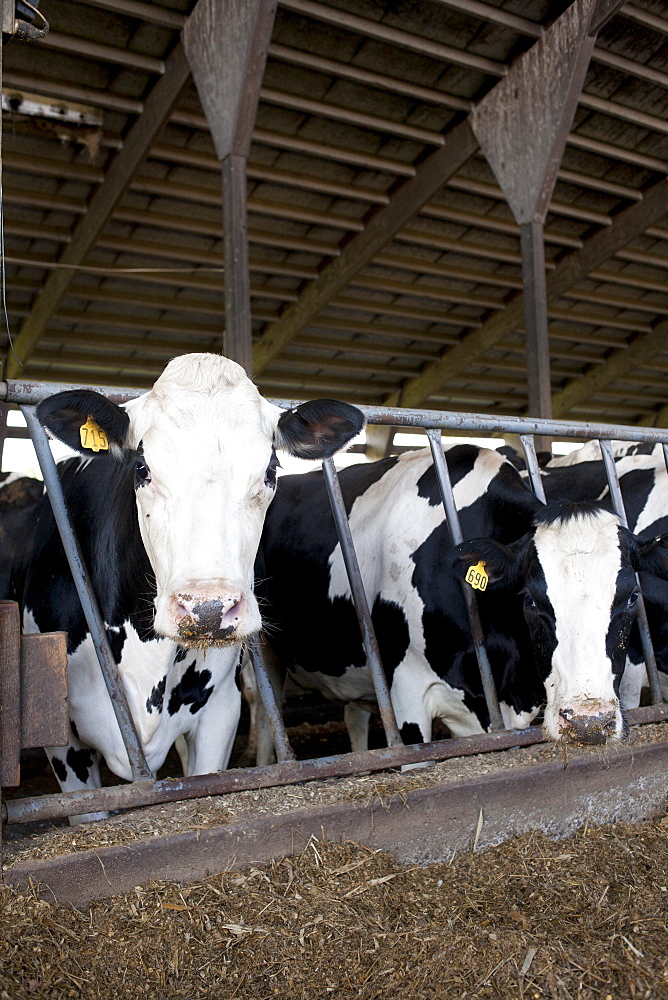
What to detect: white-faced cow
<box><xmin>258</xmin><ymin>445</ymin><xmax>668</xmax><ymax>754</ymax></box>
<box><xmin>539</xmin><ymin>447</ymin><xmax>668</xmax><ymax>708</ymax></box>
<box><xmin>16</xmin><ymin>354</ymin><xmax>363</xmax><ymax>819</ymax></box>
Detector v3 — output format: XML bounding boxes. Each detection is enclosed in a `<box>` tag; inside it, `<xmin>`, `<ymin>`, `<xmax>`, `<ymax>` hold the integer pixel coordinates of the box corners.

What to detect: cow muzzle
<box><xmin>557</xmin><ymin>707</ymin><xmax>619</xmax><ymax>746</ymax></box>
<box><xmin>166</xmin><ymin>584</ymin><xmax>248</xmax><ymax>646</ymax></box>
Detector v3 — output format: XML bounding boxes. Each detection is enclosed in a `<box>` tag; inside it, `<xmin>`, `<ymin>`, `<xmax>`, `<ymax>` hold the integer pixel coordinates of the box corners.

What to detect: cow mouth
<box><xmin>555</xmin><ymin>708</ymin><xmax>622</xmax><ymax>746</ymax></box>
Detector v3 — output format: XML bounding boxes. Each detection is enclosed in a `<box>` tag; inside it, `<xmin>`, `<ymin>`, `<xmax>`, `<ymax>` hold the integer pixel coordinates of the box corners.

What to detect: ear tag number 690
<box><xmin>465</xmin><ymin>561</ymin><xmax>488</xmax><ymax>592</ymax></box>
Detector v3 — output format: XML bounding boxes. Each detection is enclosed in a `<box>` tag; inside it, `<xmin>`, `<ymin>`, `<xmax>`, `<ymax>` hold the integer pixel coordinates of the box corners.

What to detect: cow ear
<box><xmin>275</xmin><ymin>399</ymin><xmax>364</xmax><ymax>459</ymax></box>
<box><xmin>634</xmin><ymin>533</ymin><xmax>668</xmax><ymax>580</ymax></box>
<box><xmin>36</xmin><ymin>390</ymin><xmax>130</xmax><ymax>457</ymax></box>
<box><xmin>453</xmin><ymin>535</ymin><xmax>529</xmax><ymax>593</ymax></box>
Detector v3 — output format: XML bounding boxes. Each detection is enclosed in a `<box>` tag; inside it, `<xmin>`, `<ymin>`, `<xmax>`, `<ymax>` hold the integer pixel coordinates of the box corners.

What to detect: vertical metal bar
<box><xmin>0</xmin><ymin>404</ymin><xmax>8</xmax><ymax>471</ymax></box>
<box><xmin>599</xmin><ymin>439</ymin><xmax>663</xmax><ymax>706</ymax></box>
<box><xmin>322</xmin><ymin>457</ymin><xmax>403</xmax><ymax>747</ymax></box>
<box><xmin>21</xmin><ymin>406</ymin><xmax>152</xmax><ymax>779</ymax></box>
<box><xmin>520</xmin><ymin>221</ymin><xmax>552</xmax><ymax>454</ymax></box>
<box><xmin>247</xmin><ymin>635</ymin><xmax>295</xmax><ymax>763</ymax></box>
<box><xmin>519</xmin><ymin>434</ymin><xmax>547</xmax><ymax>504</ymax></box>
<box><xmin>426</xmin><ymin>430</ymin><xmax>505</xmax><ymax>731</ymax></box>
<box><xmin>222</xmin><ymin>153</ymin><xmax>253</xmax><ymax>375</ymax></box>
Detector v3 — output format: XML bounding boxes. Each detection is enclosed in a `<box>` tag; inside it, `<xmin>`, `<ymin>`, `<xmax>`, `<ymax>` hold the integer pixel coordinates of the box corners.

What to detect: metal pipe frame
<box><xmin>246</xmin><ymin>635</ymin><xmax>295</xmax><ymax>763</ymax></box>
<box><xmin>322</xmin><ymin>458</ymin><xmax>403</xmax><ymax>747</ymax></box>
<box><xmin>599</xmin><ymin>438</ymin><xmax>663</xmax><ymax>705</ymax></box>
<box><xmin>20</xmin><ymin>406</ymin><xmax>152</xmax><ymax>780</ymax></box>
<box><xmin>426</xmin><ymin>429</ymin><xmax>504</xmax><ymax>731</ymax></box>
<box><xmin>4</xmin><ymin>378</ymin><xmax>668</xmax><ymax>825</ymax></box>
<box><xmin>4</xmin><ymin>702</ymin><xmax>667</xmax><ymax>825</ymax></box>
<box><xmin>6</xmin><ymin>383</ymin><xmax>668</xmax><ymax>446</ymax></box>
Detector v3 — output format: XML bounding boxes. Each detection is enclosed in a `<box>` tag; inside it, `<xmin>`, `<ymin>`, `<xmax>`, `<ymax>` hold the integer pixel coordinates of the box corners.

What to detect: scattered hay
<box><xmin>2</xmin><ymin>819</ymin><xmax>668</xmax><ymax>999</ymax></box>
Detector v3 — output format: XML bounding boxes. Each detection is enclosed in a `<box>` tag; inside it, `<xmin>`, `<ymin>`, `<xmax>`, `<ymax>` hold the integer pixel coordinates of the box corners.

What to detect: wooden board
<box><xmin>20</xmin><ymin>632</ymin><xmax>68</xmax><ymax>750</ymax></box>
<box><xmin>0</xmin><ymin>601</ymin><xmax>21</xmax><ymax>787</ymax></box>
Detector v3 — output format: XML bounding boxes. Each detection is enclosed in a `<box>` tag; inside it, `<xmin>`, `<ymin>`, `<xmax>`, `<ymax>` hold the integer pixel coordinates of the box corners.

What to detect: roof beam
<box><xmin>5</xmin><ymin>43</ymin><xmax>191</xmax><ymax>378</ymax></box>
<box><xmin>253</xmin><ymin>119</ymin><xmax>479</xmax><ymax>374</ymax></box>
<box><xmin>552</xmin><ymin>319</ymin><xmax>668</xmax><ymax>418</ymax></box>
<box><xmin>392</xmin><ymin>176</ymin><xmax>668</xmax><ymax>408</ymax></box>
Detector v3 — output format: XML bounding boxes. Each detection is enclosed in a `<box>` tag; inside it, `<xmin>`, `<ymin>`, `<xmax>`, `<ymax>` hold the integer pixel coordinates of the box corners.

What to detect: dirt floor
<box><xmin>1</xmin><ymin>817</ymin><xmax>668</xmax><ymax>1000</ymax></box>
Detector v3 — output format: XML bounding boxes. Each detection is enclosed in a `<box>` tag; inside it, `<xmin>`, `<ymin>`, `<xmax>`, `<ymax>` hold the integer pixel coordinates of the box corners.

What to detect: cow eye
<box><xmin>524</xmin><ymin>593</ymin><xmax>536</xmax><ymax>609</ymax></box>
<box><xmin>627</xmin><ymin>591</ymin><xmax>639</xmax><ymax>608</ymax></box>
<box><xmin>264</xmin><ymin>449</ymin><xmax>281</xmax><ymax>489</ymax></box>
<box><xmin>134</xmin><ymin>459</ymin><xmax>151</xmax><ymax>487</ymax></box>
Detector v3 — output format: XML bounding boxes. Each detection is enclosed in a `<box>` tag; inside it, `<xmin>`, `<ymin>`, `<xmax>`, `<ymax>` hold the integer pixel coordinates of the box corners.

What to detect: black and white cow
<box><xmin>15</xmin><ymin>354</ymin><xmax>363</xmax><ymax>819</ymax></box>
<box><xmin>539</xmin><ymin>447</ymin><xmax>668</xmax><ymax>707</ymax></box>
<box><xmin>0</xmin><ymin>472</ymin><xmax>43</xmax><ymax>598</ymax></box>
<box><xmin>258</xmin><ymin>445</ymin><xmax>668</xmax><ymax>753</ymax></box>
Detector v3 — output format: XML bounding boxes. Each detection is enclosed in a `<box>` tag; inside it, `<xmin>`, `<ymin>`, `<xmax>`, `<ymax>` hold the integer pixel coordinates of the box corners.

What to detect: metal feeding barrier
<box><xmin>3</xmin><ymin>377</ymin><xmax>668</xmax><ymax>829</ymax></box>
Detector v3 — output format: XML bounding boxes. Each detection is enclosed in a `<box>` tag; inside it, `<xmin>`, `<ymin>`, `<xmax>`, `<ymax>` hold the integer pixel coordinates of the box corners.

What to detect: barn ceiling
<box><xmin>1</xmin><ymin>0</ymin><xmax>668</xmax><ymax>426</ymax></box>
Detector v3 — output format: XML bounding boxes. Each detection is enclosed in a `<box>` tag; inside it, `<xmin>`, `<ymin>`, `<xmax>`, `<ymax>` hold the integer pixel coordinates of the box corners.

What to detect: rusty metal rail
<box><xmin>4</xmin><ymin>704</ymin><xmax>668</xmax><ymax>826</ymax></box>
<box><xmin>3</xmin><ymin>376</ymin><xmax>668</xmax><ymax>826</ymax></box>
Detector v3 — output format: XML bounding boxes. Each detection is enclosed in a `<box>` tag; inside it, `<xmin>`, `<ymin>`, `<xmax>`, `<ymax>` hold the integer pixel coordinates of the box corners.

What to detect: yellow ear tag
<box><xmin>79</xmin><ymin>415</ymin><xmax>109</xmax><ymax>453</ymax></box>
<box><xmin>465</xmin><ymin>561</ymin><xmax>488</xmax><ymax>592</ymax></box>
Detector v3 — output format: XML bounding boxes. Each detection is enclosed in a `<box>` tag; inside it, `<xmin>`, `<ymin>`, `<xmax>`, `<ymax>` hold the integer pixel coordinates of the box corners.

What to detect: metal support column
<box><xmin>599</xmin><ymin>439</ymin><xmax>663</xmax><ymax>705</ymax></box>
<box><xmin>426</xmin><ymin>430</ymin><xmax>504</xmax><ymax>731</ymax></box>
<box><xmin>322</xmin><ymin>458</ymin><xmax>403</xmax><ymax>747</ymax></box>
<box><xmin>21</xmin><ymin>406</ymin><xmax>152</xmax><ymax>779</ymax></box>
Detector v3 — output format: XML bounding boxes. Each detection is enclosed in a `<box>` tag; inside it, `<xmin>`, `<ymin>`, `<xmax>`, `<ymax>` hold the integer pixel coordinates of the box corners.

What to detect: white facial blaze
<box><xmin>534</xmin><ymin>510</ymin><xmax>625</xmax><ymax>740</ymax></box>
<box><xmin>122</xmin><ymin>355</ymin><xmax>282</xmax><ymax>642</ymax></box>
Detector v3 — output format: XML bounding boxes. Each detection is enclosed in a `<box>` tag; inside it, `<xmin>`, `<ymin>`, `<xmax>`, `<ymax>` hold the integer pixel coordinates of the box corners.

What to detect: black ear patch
<box><xmin>635</xmin><ymin>532</ymin><xmax>668</xmax><ymax>580</ymax></box>
<box><xmin>453</xmin><ymin>534</ymin><xmax>532</xmax><ymax>594</ymax></box>
<box><xmin>276</xmin><ymin>399</ymin><xmax>364</xmax><ymax>459</ymax></box>
<box><xmin>36</xmin><ymin>389</ymin><xmax>130</xmax><ymax>456</ymax></box>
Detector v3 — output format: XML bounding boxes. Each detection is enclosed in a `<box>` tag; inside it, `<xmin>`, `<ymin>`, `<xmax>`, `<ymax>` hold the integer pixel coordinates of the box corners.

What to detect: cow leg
<box><xmin>390</xmin><ymin>661</ymin><xmax>434</xmax><ymax>745</ymax></box>
<box><xmin>174</xmin><ymin>734</ymin><xmax>188</xmax><ymax>773</ymax></box>
<box><xmin>46</xmin><ymin>734</ymin><xmax>109</xmax><ymax>824</ymax></box>
<box><xmin>344</xmin><ymin>701</ymin><xmax>371</xmax><ymax>752</ymax></box>
<box><xmin>182</xmin><ymin>669</ymin><xmax>241</xmax><ymax>776</ymax></box>
<box><xmin>619</xmin><ymin>656</ymin><xmax>647</xmax><ymax>709</ymax></box>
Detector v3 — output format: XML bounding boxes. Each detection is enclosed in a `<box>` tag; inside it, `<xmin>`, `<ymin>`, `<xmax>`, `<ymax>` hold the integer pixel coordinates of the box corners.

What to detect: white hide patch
<box><xmin>534</xmin><ymin>510</ymin><xmax>625</xmax><ymax>740</ymax></box>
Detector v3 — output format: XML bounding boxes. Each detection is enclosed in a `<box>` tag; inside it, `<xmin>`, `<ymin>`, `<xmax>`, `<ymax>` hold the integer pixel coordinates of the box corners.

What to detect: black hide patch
<box><xmin>66</xmin><ymin>746</ymin><xmax>95</xmax><ymax>784</ymax></box>
<box><xmin>107</xmin><ymin>625</ymin><xmax>127</xmax><ymax>664</ymax></box>
<box><xmin>417</xmin><ymin>445</ymin><xmax>480</xmax><ymax>507</ymax></box>
<box><xmin>167</xmin><ymin>661</ymin><xmax>214</xmax><ymax>716</ymax></box>
<box><xmin>51</xmin><ymin>755</ymin><xmax>67</xmax><ymax>782</ymax></box>
<box><xmin>174</xmin><ymin>645</ymin><xmax>188</xmax><ymax>663</ymax></box>
<box><xmin>400</xmin><ymin>722</ymin><xmax>425</xmax><ymax>744</ymax></box>
<box><xmin>146</xmin><ymin>675</ymin><xmax>167</xmax><ymax>714</ymax></box>
<box><xmin>36</xmin><ymin>389</ymin><xmax>130</xmax><ymax>455</ymax></box>
<box><xmin>372</xmin><ymin>597</ymin><xmax>410</xmax><ymax>685</ymax></box>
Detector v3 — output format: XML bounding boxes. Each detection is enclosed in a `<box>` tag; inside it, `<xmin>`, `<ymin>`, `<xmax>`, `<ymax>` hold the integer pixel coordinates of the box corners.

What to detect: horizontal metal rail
<box><xmin>5</xmin><ymin>380</ymin><xmax>668</xmax><ymax>445</ymax></box>
<box><xmin>4</xmin><ymin>704</ymin><xmax>667</xmax><ymax>825</ymax></box>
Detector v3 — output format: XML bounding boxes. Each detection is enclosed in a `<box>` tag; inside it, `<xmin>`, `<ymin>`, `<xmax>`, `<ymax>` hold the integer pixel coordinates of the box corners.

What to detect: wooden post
<box><xmin>469</xmin><ymin>0</ymin><xmax>620</xmax><ymax>438</ymax></box>
<box><xmin>183</xmin><ymin>0</ymin><xmax>277</xmax><ymax>375</ymax></box>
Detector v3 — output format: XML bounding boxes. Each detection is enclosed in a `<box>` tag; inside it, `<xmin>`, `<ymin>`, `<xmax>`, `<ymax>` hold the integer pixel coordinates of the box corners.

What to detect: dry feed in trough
<box><xmin>2</xmin><ymin>819</ymin><xmax>668</xmax><ymax>999</ymax></box>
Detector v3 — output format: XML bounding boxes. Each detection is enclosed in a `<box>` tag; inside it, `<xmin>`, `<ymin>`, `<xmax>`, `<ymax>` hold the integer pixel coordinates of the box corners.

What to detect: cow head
<box><xmin>37</xmin><ymin>354</ymin><xmax>364</xmax><ymax>647</ymax></box>
<box><xmin>457</xmin><ymin>501</ymin><xmax>668</xmax><ymax>745</ymax></box>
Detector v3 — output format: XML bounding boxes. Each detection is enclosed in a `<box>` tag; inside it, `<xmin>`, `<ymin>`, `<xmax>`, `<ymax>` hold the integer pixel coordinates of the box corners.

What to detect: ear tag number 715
<box><xmin>79</xmin><ymin>415</ymin><xmax>109</xmax><ymax>453</ymax></box>
<box><xmin>465</xmin><ymin>561</ymin><xmax>488</xmax><ymax>592</ymax></box>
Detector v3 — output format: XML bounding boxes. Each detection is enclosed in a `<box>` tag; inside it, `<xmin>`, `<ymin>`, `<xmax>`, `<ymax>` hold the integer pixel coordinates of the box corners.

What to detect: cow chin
<box><xmin>153</xmin><ymin>583</ymin><xmax>261</xmax><ymax>648</ymax></box>
<box><xmin>543</xmin><ymin>701</ymin><xmax>625</xmax><ymax>746</ymax></box>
